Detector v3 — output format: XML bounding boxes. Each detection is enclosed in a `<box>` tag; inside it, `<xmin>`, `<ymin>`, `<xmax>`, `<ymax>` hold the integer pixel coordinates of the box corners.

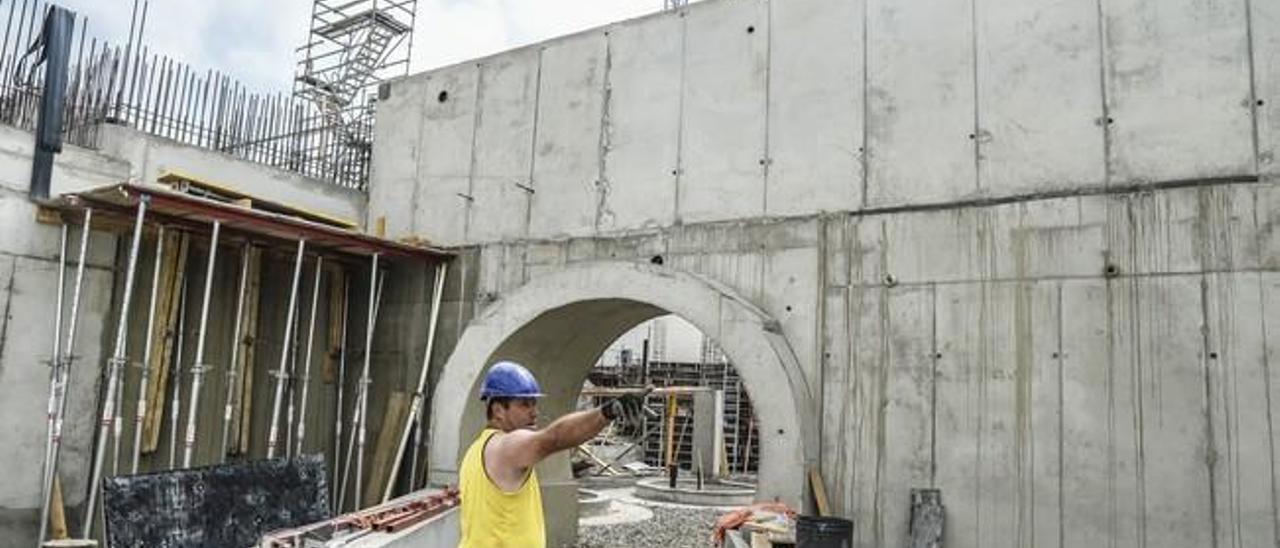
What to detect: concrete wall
<box><xmin>372</xmin><ymin>0</ymin><xmax>1280</xmax><ymax>546</ymax></box>
<box><xmin>368</xmin><ymin>0</ymin><xmax>1277</xmax><ymax>247</ymax></box>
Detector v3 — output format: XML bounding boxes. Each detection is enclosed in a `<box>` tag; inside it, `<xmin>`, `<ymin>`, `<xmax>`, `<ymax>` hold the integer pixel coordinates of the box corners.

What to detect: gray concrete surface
<box><xmin>372</xmin><ymin>0</ymin><xmax>1280</xmax><ymax>546</ymax></box>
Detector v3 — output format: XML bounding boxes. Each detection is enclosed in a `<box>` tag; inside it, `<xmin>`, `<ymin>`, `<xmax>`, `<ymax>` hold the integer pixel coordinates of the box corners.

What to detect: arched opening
<box><xmin>429</xmin><ymin>261</ymin><xmax>814</xmax><ymax>545</ymax></box>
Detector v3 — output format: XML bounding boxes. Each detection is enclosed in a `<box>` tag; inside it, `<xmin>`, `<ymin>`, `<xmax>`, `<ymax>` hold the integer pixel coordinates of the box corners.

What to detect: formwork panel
<box><xmin>370</xmin><ymin>76</ymin><xmax>426</xmax><ymax>239</ymax></box>
<box><xmin>1103</xmin><ymin>0</ymin><xmax>1254</xmax><ymax>183</ymax></box>
<box><xmin>975</xmin><ymin>0</ymin><xmax>1105</xmax><ymax>194</ymax></box>
<box><xmin>865</xmin><ymin>0</ymin><xmax>976</xmax><ymax>207</ymax></box>
<box><xmin>1255</xmin><ymin>0</ymin><xmax>1280</xmax><ymax>175</ymax></box>
<box><xmin>470</xmin><ymin>50</ymin><xmax>540</xmax><ymax>243</ymax></box>
<box><xmin>601</xmin><ymin>14</ymin><xmax>683</xmax><ymax>232</ymax></box>
<box><xmin>766</xmin><ymin>0</ymin><xmax>863</xmax><ymax>215</ymax></box>
<box><xmin>1058</xmin><ymin>280</ymin><xmax>1137</xmax><ymax>547</ymax></box>
<box><xmin>528</xmin><ymin>34</ymin><xmax>608</xmax><ymax>239</ymax></box>
<box><xmin>1203</xmin><ymin>272</ymin><xmax>1275</xmax><ymax>548</ymax></box>
<box><xmin>677</xmin><ymin>0</ymin><xmax>768</xmax><ymax>225</ymax></box>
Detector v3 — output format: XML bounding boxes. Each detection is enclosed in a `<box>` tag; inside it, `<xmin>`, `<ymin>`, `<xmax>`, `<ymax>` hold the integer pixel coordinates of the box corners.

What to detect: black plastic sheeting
<box><xmin>102</xmin><ymin>455</ymin><xmax>330</xmax><ymax>548</ymax></box>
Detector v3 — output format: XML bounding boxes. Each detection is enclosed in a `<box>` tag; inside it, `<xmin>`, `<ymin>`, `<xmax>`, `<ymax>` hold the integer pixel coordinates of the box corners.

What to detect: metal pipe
<box><xmin>383</xmin><ymin>263</ymin><xmax>447</xmax><ymax>502</ymax></box>
<box><xmin>219</xmin><ymin>243</ymin><xmax>251</xmax><ymax>463</ymax></box>
<box><xmin>355</xmin><ymin>254</ymin><xmax>380</xmax><ymax>509</ymax></box>
<box><xmin>285</xmin><ymin>303</ymin><xmax>299</xmax><ymax>458</ymax></box>
<box><xmin>36</xmin><ymin>223</ymin><xmax>68</xmax><ymax>545</ymax></box>
<box><xmin>41</xmin><ymin>209</ymin><xmax>92</xmax><ymax>544</ymax></box>
<box><xmin>266</xmin><ymin>240</ymin><xmax>306</xmax><ymax>459</ymax></box>
<box><xmin>339</xmin><ymin>268</ymin><xmax>383</xmax><ymax>512</ymax></box>
<box><xmin>408</xmin><ymin>265</ymin><xmax>447</xmax><ymax>491</ymax></box>
<box><xmin>295</xmin><ymin>256</ymin><xmax>324</xmax><ymax>455</ymax></box>
<box><xmin>131</xmin><ymin>225</ymin><xmax>164</xmax><ymax>474</ymax></box>
<box><xmin>181</xmin><ymin>220</ymin><xmax>220</xmax><ymax>468</ymax></box>
<box><xmin>332</xmin><ymin>275</ymin><xmax>349</xmax><ymax>508</ymax></box>
<box><xmin>83</xmin><ymin>198</ymin><xmax>148</xmax><ymax>537</ymax></box>
<box><xmin>168</xmin><ymin>246</ymin><xmax>189</xmax><ymax>469</ymax></box>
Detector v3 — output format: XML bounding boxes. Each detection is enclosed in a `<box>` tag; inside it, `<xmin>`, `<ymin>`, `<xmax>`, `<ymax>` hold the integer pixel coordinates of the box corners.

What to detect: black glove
<box><xmin>599</xmin><ymin>387</ymin><xmax>653</xmax><ymax>424</ymax></box>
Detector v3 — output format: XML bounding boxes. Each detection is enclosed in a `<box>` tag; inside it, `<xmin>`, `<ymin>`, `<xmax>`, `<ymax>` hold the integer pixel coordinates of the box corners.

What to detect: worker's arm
<box><xmin>491</xmin><ymin>408</ymin><xmax>609</xmax><ymax>470</ymax></box>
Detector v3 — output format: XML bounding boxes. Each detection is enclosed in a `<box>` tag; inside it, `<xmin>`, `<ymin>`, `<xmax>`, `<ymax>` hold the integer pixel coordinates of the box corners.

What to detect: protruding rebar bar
<box><xmin>181</xmin><ymin>220</ymin><xmax>220</xmax><ymax>468</ymax></box>
<box><xmin>83</xmin><ymin>198</ymin><xmax>148</xmax><ymax>537</ymax></box>
<box><xmin>267</xmin><ymin>240</ymin><xmax>306</xmax><ymax>459</ymax></box>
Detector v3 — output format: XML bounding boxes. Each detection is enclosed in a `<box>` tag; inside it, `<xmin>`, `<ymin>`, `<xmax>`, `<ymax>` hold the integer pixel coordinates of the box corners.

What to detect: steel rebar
<box><xmin>180</xmin><ymin>220</ymin><xmax>219</xmax><ymax>468</ymax></box>
<box><xmin>266</xmin><ymin>240</ymin><xmax>306</xmax><ymax>459</ymax></box>
<box><xmin>83</xmin><ymin>198</ymin><xmax>148</xmax><ymax>537</ymax></box>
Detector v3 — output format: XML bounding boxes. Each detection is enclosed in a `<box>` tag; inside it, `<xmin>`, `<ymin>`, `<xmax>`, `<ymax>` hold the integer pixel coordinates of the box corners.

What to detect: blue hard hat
<box><xmin>479</xmin><ymin>360</ymin><xmax>544</xmax><ymax>400</ymax></box>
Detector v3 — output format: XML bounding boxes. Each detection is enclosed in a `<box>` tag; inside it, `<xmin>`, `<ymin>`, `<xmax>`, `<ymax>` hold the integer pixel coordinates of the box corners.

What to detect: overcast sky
<box><xmin>50</xmin><ymin>0</ymin><xmax>674</xmax><ymax>94</ymax></box>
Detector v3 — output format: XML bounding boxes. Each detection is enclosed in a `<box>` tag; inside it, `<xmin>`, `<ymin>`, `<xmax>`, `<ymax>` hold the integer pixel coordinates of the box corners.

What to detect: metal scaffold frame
<box><xmin>293</xmin><ymin>0</ymin><xmax>418</xmax><ymax>187</ymax></box>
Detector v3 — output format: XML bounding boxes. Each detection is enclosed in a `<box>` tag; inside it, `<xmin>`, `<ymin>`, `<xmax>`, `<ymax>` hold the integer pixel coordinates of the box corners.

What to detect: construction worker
<box><xmin>458</xmin><ymin>360</ymin><xmax>648</xmax><ymax>547</ymax></box>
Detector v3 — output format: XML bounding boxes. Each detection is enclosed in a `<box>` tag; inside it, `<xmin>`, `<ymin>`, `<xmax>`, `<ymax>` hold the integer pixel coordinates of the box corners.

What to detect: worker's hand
<box><xmin>599</xmin><ymin>386</ymin><xmax>653</xmax><ymax>424</ymax></box>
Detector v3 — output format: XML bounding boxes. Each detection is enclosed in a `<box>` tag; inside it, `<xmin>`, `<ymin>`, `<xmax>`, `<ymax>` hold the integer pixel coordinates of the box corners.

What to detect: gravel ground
<box><xmin>575</xmin><ymin>504</ymin><xmax>724</xmax><ymax>547</ymax></box>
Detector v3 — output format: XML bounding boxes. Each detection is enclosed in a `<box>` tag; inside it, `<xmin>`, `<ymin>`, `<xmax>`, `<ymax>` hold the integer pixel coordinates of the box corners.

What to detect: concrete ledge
<box><xmin>633</xmin><ymin>478</ymin><xmax>756</xmax><ymax>507</ymax></box>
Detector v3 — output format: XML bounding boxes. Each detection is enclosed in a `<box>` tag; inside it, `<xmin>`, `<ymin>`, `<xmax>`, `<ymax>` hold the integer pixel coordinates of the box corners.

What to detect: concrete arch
<box><xmin>428</xmin><ymin>260</ymin><xmax>816</xmax><ymax>510</ymax></box>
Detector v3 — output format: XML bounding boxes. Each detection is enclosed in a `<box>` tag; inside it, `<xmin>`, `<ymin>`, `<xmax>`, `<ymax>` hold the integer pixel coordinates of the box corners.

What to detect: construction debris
<box><xmin>257</xmin><ymin>487</ymin><xmax>459</xmax><ymax>547</ymax></box>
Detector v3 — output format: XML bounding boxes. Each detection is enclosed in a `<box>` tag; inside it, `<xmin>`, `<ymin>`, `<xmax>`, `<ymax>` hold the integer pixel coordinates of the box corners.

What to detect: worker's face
<box><xmin>496</xmin><ymin>398</ymin><xmax>539</xmax><ymax>431</ymax></box>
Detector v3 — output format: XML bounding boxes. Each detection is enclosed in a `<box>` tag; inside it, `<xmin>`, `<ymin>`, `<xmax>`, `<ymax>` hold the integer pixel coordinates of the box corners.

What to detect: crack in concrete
<box><xmin>0</xmin><ymin>258</ymin><xmax>17</xmax><ymax>377</ymax></box>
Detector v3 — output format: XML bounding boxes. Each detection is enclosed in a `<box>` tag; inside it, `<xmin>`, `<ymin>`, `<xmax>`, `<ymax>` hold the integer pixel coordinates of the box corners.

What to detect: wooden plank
<box><xmin>364</xmin><ymin>391</ymin><xmax>410</xmax><ymax>507</ymax></box>
<box><xmin>48</xmin><ymin>475</ymin><xmax>68</xmax><ymax>540</ymax></box>
<box><xmin>234</xmin><ymin>246</ymin><xmax>263</xmax><ymax>455</ymax></box>
<box><xmin>322</xmin><ymin>267</ymin><xmax>345</xmax><ymax>385</ymax></box>
<box><xmin>809</xmin><ymin>467</ymin><xmax>831</xmax><ymax>517</ymax></box>
<box><xmin>143</xmin><ymin>232</ymin><xmax>189</xmax><ymax>452</ymax></box>
<box><xmin>157</xmin><ymin>170</ymin><xmax>358</xmax><ymax>229</ymax></box>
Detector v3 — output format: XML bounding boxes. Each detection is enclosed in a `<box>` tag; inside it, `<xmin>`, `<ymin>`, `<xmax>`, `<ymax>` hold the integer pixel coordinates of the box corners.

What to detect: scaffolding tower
<box><xmin>293</xmin><ymin>0</ymin><xmax>417</xmax><ymax>183</ymax></box>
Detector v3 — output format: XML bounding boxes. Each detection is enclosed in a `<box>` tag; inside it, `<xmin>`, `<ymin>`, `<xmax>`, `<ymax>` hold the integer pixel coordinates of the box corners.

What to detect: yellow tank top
<box><xmin>459</xmin><ymin>428</ymin><xmax>545</xmax><ymax>548</ymax></box>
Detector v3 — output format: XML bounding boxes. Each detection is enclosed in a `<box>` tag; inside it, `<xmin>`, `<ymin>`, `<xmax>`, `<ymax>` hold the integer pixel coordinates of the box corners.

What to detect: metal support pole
<box><xmin>355</xmin><ymin>254</ymin><xmax>379</xmax><ymax>509</ymax></box>
<box><xmin>36</xmin><ymin>223</ymin><xmax>68</xmax><ymax>545</ymax></box>
<box><xmin>267</xmin><ymin>240</ymin><xmax>306</xmax><ymax>459</ymax></box>
<box><xmin>408</xmin><ymin>265</ymin><xmax>447</xmax><ymax>491</ymax></box>
<box><xmin>340</xmin><ymin>266</ymin><xmax>382</xmax><ymax>511</ymax></box>
<box><xmin>285</xmin><ymin>304</ymin><xmax>300</xmax><ymax>458</ymax></box>
<box><xmin>295</xmin><ymin>257</ymin><xmax>324</xmax><ymax>455</ymax></box>
<box><xmin>181</xmin><ymin>221</ymin><xmax>220</xmax><ymax>467</ymax></box>
<box><xmin>131</xmin><ymin>226</ymin><xmax>165</xmax><ymax>474</ymax></box>
<box><xmin>39</xmin><ymin>209</ymin><xmax>92</xmax><ymax>545</ymax></box>
<box><xmin>383</xmin><ymin>263</ymin><xmax>446</xmax><ymax>502</ymax></box>
<box><xmin>83</xmin><ymin>199</ymin><xmax>148</xmax><ymax>537</ymax></box>
<box><xmin>219</xmin><ymin>243</ymin><xmax>251</xmax><ymax>463</ymax></box>
<box><xmin>168</xmin><ymin>247</ymin><xmax>190</xmax><ymax>470</ymax></box>
<box><xmin>331</xmin><ymin>275</ymin><xmax>349</xmax><ymax>508</ymax></box>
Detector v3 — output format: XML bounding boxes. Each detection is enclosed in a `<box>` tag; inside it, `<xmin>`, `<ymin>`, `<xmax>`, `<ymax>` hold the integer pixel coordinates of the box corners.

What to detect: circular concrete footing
<box><xmin>633</xmin><ymin>478</ymin><xmax>756</xmax><ymax>506</ymax></box>
<box><xmin>579</xmin><ymin>488</ymin><xmax>613</xmax><ymax>519</ymax></box>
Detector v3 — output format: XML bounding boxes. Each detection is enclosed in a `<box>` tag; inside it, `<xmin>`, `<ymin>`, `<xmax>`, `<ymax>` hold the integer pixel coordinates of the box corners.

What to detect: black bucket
<box><xmin>796</xmin><ymin>515</ymin><xmax>853</xmax><ymax>548</ymax></box>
